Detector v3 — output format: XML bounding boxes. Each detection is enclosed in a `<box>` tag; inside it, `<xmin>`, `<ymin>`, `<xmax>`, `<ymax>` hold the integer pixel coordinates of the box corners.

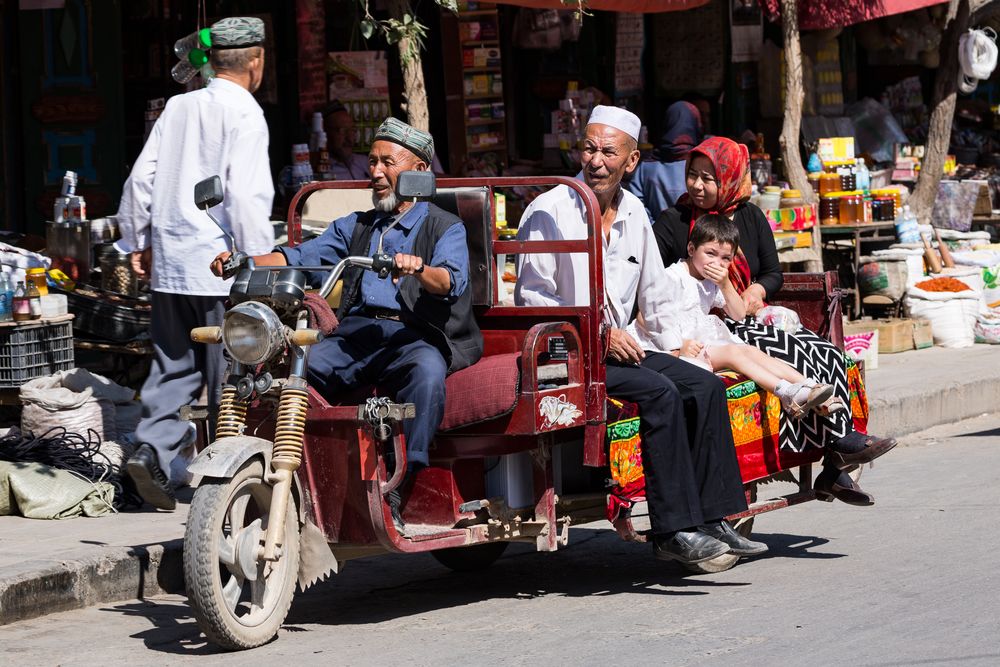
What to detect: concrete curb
<box><xmin>868</xmin><ymin>376</ymin><xmax>1000</xmax><ymax>440</ymax></box>
<box><xmin>865</xmin><ymin>345</ymin><xmax>1000</xmax><ymax>440</ymax></box>
<box><xmin>0</xmin><ymin>540</ymin><xmax>183</xmax><ymax>626</ymax></box>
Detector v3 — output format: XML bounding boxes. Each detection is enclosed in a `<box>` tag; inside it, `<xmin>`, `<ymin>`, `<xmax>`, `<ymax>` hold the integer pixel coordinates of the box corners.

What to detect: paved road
<box><xmin>3</xmin><ymin>415</ymin><xmax>999</xmax><ymax>667</ymax></box>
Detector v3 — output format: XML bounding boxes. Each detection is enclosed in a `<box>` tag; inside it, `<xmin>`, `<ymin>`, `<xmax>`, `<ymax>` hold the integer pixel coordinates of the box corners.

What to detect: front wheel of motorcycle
<box><xmin>184</xmin><ymin>457</ymin><xmax>299</xmax><ymax>650</ymax></box>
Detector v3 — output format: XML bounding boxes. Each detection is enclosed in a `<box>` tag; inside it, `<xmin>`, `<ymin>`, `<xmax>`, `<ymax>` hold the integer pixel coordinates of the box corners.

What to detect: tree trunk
<box><xmin>910</xmin><ymin>0</ymin><xmax>970</xmax><ymax>225</ymax></box>
<box><xmin>387</xmin><ymin>0</ymin><xmax>430</xmax><ymax>132</ymax></box>
<box><xmin>778</xmin><ymin>0</ymin><xmax>814</xmax><ymax>205</ymax></box>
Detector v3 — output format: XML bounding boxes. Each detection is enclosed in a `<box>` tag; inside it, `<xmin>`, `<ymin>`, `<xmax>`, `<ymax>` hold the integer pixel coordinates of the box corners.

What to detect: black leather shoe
<box><xmin>126</xmin><ymin>444</ymin><xmax>176</xmax><ymax>511</ymax></box>
<box><xmin>653</xmin><ymin>530</ymin><xmax>731</xmax><ymax>564</ymax></box>
<box><xmin>827</xmin><ymin>433</ymin><xmax>897</xmax><ymax>469</ymax></box>
<box><xmin>814</xmin><ymin>466</ymin><xmax>875</xmax><ymax>506</ymax></box>
<box><xmin>699</xmin><ymin>520</ymin><xmax>769</xmax><ymax>556</ymax></box>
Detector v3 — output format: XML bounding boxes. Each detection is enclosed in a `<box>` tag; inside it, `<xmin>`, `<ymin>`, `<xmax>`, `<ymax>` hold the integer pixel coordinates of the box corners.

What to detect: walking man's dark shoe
<box><xmin>126</xmin><ymin>444</ymin><xmax>177</xmax><ymax>510</ymax></box>
<box><xmin>653</xmin><ymin>530</ymin><xmax>731</xmax><ymax>564</ymax></box>
<box><xmin>699</xmin><ymin>520</ymin><xmax>769</xmax><ymax>556</ymax></box>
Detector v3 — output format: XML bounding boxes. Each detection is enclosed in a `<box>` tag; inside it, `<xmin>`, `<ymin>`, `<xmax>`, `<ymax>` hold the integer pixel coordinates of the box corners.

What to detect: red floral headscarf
<box><xmin>678</xmin><ymin>136</ymin><xmax>754</xmax><ymax>294</ymax></box>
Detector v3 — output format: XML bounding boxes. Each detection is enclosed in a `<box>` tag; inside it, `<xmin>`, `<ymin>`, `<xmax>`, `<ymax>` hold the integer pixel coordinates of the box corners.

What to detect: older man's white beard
<box><xmin>373</xmin><ymin>190</ymin><xmax>399</xmax><ymax>213</ymax></box>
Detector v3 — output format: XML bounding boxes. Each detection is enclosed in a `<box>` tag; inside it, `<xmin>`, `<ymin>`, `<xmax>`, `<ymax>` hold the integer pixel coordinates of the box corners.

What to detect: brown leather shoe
<box><xmin>827</xmin><ymin>433</ymin><xmax>897</xmax><ymax>469</ymax></box>
<box><xmin>814</xmin><ymin>467</ymin><xmax>874</xmax><ymax>506</ymax></box>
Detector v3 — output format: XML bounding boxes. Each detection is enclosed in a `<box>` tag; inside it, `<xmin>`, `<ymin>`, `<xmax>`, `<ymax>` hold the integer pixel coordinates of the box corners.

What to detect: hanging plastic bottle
<box><xmin>171</xmin><ymin>27</ymin><xmax>212</xmax><ymax>84</ymax></box>
<box><xmin>174</xmin><ymin>28</ymin><xmax>212</xmax><ymax>58</ymax></box>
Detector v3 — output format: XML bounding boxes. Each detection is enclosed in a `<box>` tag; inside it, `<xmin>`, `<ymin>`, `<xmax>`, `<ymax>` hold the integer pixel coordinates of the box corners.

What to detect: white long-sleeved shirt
<box><xmin>514</xmin><ymin>183</ymin><xmax>678</xmax><ymax>352</ymax></box>
<box><xmin>116</xmin><ymin>77</ymin><xmax>276</xmax><ymax>295</ymax></box>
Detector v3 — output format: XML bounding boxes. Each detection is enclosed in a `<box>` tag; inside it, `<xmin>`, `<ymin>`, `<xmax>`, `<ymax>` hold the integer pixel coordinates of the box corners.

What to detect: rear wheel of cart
<box><xmin>184</xmin><ymin>458</ymin><xmax>299</xmax><ymax>650</ymax></box>
<box><xmin>431</xmin><ymin>541</ymin><xmax>509</xmax><ymax>572</ymax></box>
<box><xmin>683</xmin><ymin>483</ymin><xmax>757</xmax><ymax>575</ymax></box>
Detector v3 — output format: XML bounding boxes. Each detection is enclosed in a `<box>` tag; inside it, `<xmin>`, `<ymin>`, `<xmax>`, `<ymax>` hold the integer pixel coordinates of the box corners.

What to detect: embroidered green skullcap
<box><xmin>210</xmin><ymin>17</ymin><xmax>265</xmax><ymax>48</ymax></box>
<box><xmin>373</xmin><ymin>117</ymin><xmax>435</xmax><ymax>164</ymax></box>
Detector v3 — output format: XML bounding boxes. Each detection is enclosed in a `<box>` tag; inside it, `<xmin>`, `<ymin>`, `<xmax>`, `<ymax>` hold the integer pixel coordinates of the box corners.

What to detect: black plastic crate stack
<box><xmin>0</xmin><ymin>318</ymin><xmax>75</xmax><ymax>388</ymax></box>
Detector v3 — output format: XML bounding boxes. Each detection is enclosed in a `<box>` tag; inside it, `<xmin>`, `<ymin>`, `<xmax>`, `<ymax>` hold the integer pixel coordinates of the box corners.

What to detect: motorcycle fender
<box><xmin>188</xmin><ymin>436</ymin><xmax>308</xmax><ymax>524</ymax></box>
<box><xmin>187</xmin><ymin>436</ymin><xmax>274</xmax><ymax>478</ymax></box>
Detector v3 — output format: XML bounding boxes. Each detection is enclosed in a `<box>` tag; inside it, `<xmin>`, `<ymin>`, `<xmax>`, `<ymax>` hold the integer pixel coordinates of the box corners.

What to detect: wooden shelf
<box><xmin>468</xmin><ymin>144</ymin><xmax>507</xmax><ymax>154</ymax></box>
<box><xmin>459</xmin><ymin>10</ymin><xmax>499</xmax><ymax>18</ymax></box>
<box><xmin>465</xmin><ymin>93</ymin><xmax>502</xmax><ymax>100</ymax></box>
<box><xmin>460</xmin><ymin>39</ymin><xmax>500</xmax><ymax>46</ymax></box>
<box><xmin>463</xmin><ymin>66</ymin><xmax>501</xmax><ymax>73</ymax></box>
<box><xmin>465</xmin><ymin>117</ymin><xmax>504</xmax><ymax>126</ymax></box>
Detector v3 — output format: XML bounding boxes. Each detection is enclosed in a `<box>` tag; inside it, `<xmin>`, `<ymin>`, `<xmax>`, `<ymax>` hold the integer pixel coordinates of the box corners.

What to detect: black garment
<box><xmin>654</xmin><ymin>202</ymin><xmax>784</xmax><ymax>299</ymax></box>
<box><xmin>606</xmin><ymin>352</ymin><xmax>748</xmax><ymax>534</ymax></box>
<box><xmin>338</xmin><ymin>203</ymin><xmax>483</xmax><ymax>373</ymax></box>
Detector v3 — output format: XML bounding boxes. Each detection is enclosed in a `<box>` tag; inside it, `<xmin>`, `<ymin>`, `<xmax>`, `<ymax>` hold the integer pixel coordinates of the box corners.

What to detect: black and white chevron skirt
<box><xmin>727</xmin><ymin>319</ymin><xmax>855</xmax><ymax>452</ymax></box>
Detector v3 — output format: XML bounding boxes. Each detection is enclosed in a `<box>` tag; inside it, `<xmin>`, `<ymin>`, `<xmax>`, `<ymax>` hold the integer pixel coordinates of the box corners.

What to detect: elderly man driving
<box><xmin>515</xmin><ymin>106</ymin><xmax>765</xmax><ymax>565</ymax></box>
<box><xmin>212</xmin><ymin>118</ymin><xmax>483</xmax><ymax>531</ymax></box>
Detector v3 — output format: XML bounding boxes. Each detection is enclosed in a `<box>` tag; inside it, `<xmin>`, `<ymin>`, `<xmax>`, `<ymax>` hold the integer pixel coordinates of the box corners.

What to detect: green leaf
<box><xmin>360</xmin><ymin>19</ymin><xmax>375</xmax><ymax>40</ymax></box>
<box><xmin>403</xmin><ymin>13</ymin><xmax>412</xmax><ymax>25</ymax></box>
<box><xmin>436</xmin><ymin>0</ymin><xmax>458</xmax><ymax>12</ymax></box>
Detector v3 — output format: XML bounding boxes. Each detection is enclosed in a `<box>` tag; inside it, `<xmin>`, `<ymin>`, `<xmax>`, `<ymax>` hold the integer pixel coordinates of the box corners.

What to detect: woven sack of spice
<box><xmin>905</xmin><ymin>279</ymin><xmax>981</xmax><ymax>348</ymax></box>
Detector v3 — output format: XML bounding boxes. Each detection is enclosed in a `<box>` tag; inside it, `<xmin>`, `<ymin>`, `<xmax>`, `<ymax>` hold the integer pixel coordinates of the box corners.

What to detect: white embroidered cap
<box><xmin>587</xmin><ymin>105</ymin><xmax>641</xmax><ymax>141</ymax></box>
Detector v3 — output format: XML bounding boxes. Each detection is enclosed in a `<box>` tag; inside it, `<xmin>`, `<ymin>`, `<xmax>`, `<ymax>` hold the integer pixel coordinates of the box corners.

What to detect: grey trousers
<box><xmin>135</xmin><ymin>291</ymin><xmax>227</xmax><ymax>470</ymax></box>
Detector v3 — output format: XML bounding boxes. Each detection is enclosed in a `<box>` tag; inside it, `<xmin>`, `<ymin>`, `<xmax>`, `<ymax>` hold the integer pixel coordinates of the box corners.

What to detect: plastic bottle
<box><xmin>26</xmin><ymin>281</ymin><xmax>41</xmax><ymax>320</ymax></box>
<box><xmin>855</xmin><ymin>158</ymin><xmax>871</xmax><ymax>192</ymax></box>
<box><xmin>173</xmin><ymin>28</ymin><xmax>212</xmax><ymax>58</ymax></box>
<box><xmin>171</xmin><ymin>48</ymin><xmax>210</xmax><ymax>84</ymax></box>
<box><xmin>53</xmin><ymin>171</ymin><xmax>77</xmax><ymax>223</ymax></box>
<box><xmin>12</xmin><ymin>281</ymin><xmax>30</xmax><ymax>322</ymax></box>
<box><xmin>895</xmin><ymin>204</ymin><xmax>921</xmax><ymax>244</ymax></box>
<box><xmin>0</xmin><ymin>275</ymin><xmax>12</xmax><ymax>322</ymax></box>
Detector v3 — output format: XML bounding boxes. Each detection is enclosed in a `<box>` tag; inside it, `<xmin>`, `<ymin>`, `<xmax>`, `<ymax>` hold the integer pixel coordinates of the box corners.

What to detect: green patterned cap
<box><xmin>373</xmin><ymin>117</ymin><xmax>434</xmax><ymax>164</ymax></box>
<box><xmin>210</xmin><ymin>17</ymin><xmax>265</xmax><ymax>48</ymax></box>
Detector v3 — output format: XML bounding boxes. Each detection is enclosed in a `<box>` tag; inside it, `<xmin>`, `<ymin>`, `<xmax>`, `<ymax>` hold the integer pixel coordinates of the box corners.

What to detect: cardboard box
<box><xmin>774</xmin><ymin>230</ymin><xmax>814</xmax><ymax>249</ymax></box>
<box><xmin>843</xmin><ymin>326</ymin><xmax>879</xmax><ymax>369</ymax></box>
<box><xmin>912</xmin><ymin>318</ymin><xmax>933</xmax><ymax>349</ymax></box>
<box><xmin>845</xmin><ymin>318</ymin><xmax>914</xmax><ymax>354</ymax></box>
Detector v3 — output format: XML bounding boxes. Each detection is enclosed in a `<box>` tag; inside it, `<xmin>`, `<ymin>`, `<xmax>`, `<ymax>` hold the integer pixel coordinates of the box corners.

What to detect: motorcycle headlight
<box><xmin>222</xmin><ymin>301</ymin><xmax>286</xmax><ymax>366</ymax></box>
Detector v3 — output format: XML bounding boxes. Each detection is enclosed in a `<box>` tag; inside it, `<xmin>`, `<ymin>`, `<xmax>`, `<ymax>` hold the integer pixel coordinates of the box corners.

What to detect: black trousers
<box><xmin>606</xmin><ymin>352</ymin><xmax>747</xmax><ymax>535</ymax></box>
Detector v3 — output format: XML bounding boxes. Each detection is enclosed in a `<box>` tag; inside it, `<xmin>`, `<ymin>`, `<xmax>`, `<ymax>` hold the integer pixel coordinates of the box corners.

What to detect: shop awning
<box><xmin>490</xmin><ymin>0</ymin><xmax>709</xmax><ymax>12</ymax></box>
<box><xmin>763</xmin><ymin>0</ymin><xmax>949</xmax><ymax>30</ymax></box>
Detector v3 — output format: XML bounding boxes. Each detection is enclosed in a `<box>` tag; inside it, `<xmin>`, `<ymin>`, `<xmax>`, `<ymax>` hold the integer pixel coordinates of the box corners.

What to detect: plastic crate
<box><xmin>0</xmin><ymin>316</ymin><xmax>75</xmax><ymax>388</ymax></box>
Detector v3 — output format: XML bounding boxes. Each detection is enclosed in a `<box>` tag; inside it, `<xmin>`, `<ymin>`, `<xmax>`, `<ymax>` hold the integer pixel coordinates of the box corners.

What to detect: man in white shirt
<box><xmin>117</xmin><ymin>17</ymin><xmax>276</xmax><ymax>510</ymax></box>
<box><xmin>516</xmin><ymin>106</ymin><xmax>766</xmax><ymax>565</ymax></box>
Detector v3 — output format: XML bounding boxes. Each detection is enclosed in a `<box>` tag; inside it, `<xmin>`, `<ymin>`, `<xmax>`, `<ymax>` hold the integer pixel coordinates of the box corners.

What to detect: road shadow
<box><xmin>96</xmin><ymin>527</ymin><xmax>838</xmax><ymax>655</ymax></box>
<box><xmin>956</xmin><ymin>427</ymin><xmax>1000</xmax><ymax>439</ymax></box>
<box><xmin>753</xmin><ymin>531</ymin><xmax>846</xmax><ymax>560</ymax></box>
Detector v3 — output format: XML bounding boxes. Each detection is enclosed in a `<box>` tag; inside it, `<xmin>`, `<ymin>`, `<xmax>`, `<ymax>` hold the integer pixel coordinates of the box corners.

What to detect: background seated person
<box><xmin>655</xmin><ymin>136</ymin><xmax>896</xmax><ymax>505</ymax></box>
<box><xmin>212</xmin><ymin>118</ymin><xmax>483</xmax><ymax>531</ymax></box>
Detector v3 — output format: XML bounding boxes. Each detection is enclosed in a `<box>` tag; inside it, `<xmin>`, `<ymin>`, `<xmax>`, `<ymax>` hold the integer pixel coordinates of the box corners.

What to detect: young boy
<box><xmin>632</xmin><ymin>214</ymin><xmax>835</xmax><ymax>418</ymax></box>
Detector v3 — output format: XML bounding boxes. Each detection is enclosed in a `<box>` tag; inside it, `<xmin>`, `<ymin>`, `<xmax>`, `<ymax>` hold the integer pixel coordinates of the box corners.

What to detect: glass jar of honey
<box><xmin>820</xmin><ymin>195</ymin><xmax>840</xmax><ymax>225</ymax></box>
<box><xmin>26</xmin><ymin>268</ymin><xmax>48</xmax><ymax>297</ymax></box>
<box><xmin>839</xmin><ymin>194</ymin><xmax>862</xmax><ymax>225</ymax></box>
<box><xmin>819</xmin><ymin>173</ymin><xmax>841</xmax><ymax>195</ymax></box>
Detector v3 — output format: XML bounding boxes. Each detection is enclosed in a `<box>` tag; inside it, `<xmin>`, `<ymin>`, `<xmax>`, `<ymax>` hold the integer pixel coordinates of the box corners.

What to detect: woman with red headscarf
<box><xmin>654</xmin><ymin>136</ymin><xmax>896</xmax><ymax>505</ymax></box>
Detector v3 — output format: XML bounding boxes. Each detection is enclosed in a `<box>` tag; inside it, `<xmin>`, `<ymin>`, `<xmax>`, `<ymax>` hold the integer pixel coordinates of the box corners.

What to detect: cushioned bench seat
<box><xmin>439</xmin><ymin>353</ymin><xmax>521</xmax><ymax>431</ymax></box>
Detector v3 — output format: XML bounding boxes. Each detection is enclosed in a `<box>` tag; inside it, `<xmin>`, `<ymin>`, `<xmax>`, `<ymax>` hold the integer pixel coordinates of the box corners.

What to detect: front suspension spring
<box><xmin>272</xmin><ymin>385</ymin><xmax>309</xmax><ymax>470</ymax></box>
<box><xmin>215</xmin><ymin>383</ymin><xmax>247</xmax><ymax>439</ymax></box>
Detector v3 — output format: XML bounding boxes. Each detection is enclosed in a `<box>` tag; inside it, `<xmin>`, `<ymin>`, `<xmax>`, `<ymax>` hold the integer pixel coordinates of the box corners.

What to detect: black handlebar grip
<box><xmin>372</xmin><ymin>252</ymin><xmax>395</xmax><ymax>280</ymax></box>
<box><xmin>221</xmin><ymin>251</ymin><xmax>248</xmax><ymax>280</ymax></box>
